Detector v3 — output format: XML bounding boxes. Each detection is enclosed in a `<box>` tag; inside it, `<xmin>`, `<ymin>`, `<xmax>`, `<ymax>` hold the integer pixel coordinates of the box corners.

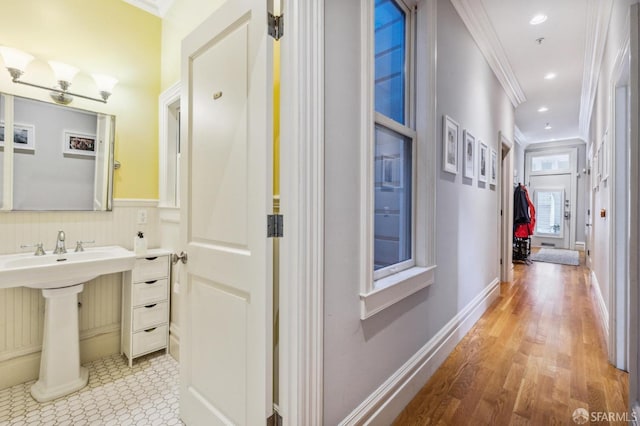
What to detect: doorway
<box><xmin>525</xmin><ymin>148</ymin><xmax>578</xmax><ymax>250</ymax></box>
<box><xmin>529</xmin><ymin>173</ymin><xmax>572</xmax><ymax>249</ymax></box>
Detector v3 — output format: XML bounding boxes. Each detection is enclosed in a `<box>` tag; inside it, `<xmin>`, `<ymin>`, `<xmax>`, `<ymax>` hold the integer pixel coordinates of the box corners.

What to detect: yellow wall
<box><xmin>0</xmin><ymin>0</ymin><xmax>161</xmax><ymax>199</ymax></box>
<box><xmin>160</xmin><ymin>0</ymin><xmax>226</xmax><ymax>90</ymax></box>
<box><xmin>273</xmin><ymin>41</ymin><xmax>280</xmax><ymax>196</ymax></box>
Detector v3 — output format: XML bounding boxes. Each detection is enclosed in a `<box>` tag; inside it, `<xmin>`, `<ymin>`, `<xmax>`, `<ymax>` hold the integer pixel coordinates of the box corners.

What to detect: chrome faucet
<box><xmin>53</xmin><ymin>230</ymin><xmax>67</xmax><ymax>254</ymax></box>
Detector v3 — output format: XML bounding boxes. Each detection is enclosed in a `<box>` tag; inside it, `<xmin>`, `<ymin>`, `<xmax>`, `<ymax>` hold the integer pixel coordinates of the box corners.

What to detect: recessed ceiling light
<box><xmin>544</xmin><ymin>72</ymin><xmax>557</xmax><ymax>80</ymax></box>
<box><xmin>530</xmin><ymin>14</ymin><xmax>548</xmax><ymax>25</ymax></box>
<box><xmin>538</xmin><ymin>106</ymin><xmax>549</xmax><ymax>112</ymax></box>
<box><xmin>544</xmin><ymin>123</ymin><xmax>552</xmax><ymax>130</ymax></box>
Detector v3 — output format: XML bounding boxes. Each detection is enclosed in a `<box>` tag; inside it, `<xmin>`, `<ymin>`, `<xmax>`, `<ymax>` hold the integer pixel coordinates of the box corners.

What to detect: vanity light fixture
<box><xmin>538</xmin><ymin>106</ymin><xmax>549</xmax><ymax>112</ymax></box>
<box><xmin>544</xmin><ymin>72</ymin><xmax>557</xmax><ymax>80</ymax></box>
<box><xmin>0</xmin><ymin>46</ymin><xmax>117</xmax><ymax>105</ymax></box>
<box><xmin>544</xmin><ymin>123</ymin><xmax>552</xmax><ymax>130</ymax></box>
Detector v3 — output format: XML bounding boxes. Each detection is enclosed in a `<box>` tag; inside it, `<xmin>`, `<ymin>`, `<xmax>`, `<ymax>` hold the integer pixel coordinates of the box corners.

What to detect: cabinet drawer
<box><xmin>133</xmin><ymin>301</ymin><xmax>168</xmax><ymax>332</ymax></box>
<box><xmin>132</xmin><ymin>325</ymin><xmax>167</xmax><ymax>356</ymax></box>
<box><xmin>132</xmin><ymin>256</ymin><xmax>169</xmax><ymax>282</ymax></box>
<box><xmin>132</xmin><ymin>279</ymin><xmax>168</xmax><ymax>306</ymax></box>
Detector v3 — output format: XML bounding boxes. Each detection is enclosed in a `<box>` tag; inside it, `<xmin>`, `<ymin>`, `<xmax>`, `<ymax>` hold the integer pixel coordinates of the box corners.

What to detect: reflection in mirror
<box><xmin>0</xmin><ymin>93</ymin><xmax>115</xmax><ymax>211</ymax></box>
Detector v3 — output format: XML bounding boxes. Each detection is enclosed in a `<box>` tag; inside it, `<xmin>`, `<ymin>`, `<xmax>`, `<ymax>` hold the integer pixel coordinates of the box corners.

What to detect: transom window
<box><xmin>530</xmin><ymin>153</ymin><xmax>570</xmax><ymax>172</ymax></box>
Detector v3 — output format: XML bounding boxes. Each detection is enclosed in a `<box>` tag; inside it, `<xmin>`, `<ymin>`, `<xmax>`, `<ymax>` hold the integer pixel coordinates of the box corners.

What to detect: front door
<box><xmin>529</xmin><ymin>173</ymin><xmax>573</xmax><ymax>249</ymax></box>
<box><xmin>179</xmin><ymin>0</ymin><xmax>273</xmax><ymax>424</ymax></box>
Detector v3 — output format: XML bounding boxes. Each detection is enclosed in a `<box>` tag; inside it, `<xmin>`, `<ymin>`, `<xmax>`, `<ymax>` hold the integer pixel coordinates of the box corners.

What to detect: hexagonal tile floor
<box><xmin>0</xmin><ymin>352</ymin><xmax>183</xmax><ymax>426</ymax></box>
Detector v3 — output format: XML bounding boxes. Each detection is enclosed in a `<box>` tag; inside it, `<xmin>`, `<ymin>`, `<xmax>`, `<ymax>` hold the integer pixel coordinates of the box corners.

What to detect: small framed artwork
<box><xmin>63</xmin><ymin>130</ymin><xmax>96</xmax><ymax>156</ymax></box>
<box><xmin>0</xmin><ymin>122</ymin><xmax>35</xmax><ymax>151</ymax></box>
<box><xmin>490</xmin><ymin>148</ymin><xmax>497</xmax><ymax>185</ymax></box>
<box><xmin>381</xmin><ymin>155</ymin><xmax>402</xmax><ymax>189</ymax></box>
<box><xmin>442</xmin><ymin>115</ymin><xmax>459</xmax><ymax>174</ymax></box>
<box><xmin>478</xmin><ymin>142</ymin><xmax>488</xmax><ymax>183</ymax></box>
<box><xmin>463</xmin><ymin>130</ymin><xmax>475</xmax><ymax>179</ymax></box>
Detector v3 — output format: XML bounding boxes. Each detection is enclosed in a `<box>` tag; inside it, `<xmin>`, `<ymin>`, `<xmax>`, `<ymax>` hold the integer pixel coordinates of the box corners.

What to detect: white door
<box><xmin>179</xmin><ymin>0</ymin><xmax>273</xmax><ymax>424</ymax></box>
<box><xmin>529</xmin><ymin>173</ymin><xmax>572</xmax><ymax>249</ymax></box>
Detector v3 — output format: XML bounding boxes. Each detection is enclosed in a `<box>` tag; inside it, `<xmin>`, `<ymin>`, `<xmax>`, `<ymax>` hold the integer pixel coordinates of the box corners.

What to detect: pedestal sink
<box><xmin>0</xmin><ymin>246</ymin><xmax>135</xmax><ymax>402</ymax></box>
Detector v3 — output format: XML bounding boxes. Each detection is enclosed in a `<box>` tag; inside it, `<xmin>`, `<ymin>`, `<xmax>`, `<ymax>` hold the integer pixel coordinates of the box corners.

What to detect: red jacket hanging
<box><xmin>514</xmin><ymin>185</ymin><xmax>536</xmax><ymax>238</ymax></box>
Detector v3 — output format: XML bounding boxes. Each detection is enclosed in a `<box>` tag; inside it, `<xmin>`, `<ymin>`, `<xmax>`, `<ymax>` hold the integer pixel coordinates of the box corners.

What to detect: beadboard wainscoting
<box><xmin>0</xmin><ymin>200</ymin><xmax>160</xmax><ymax>389</ymax></box>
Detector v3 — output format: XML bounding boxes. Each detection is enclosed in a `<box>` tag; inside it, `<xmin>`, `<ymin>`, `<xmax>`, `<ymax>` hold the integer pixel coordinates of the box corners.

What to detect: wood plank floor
<box><xmin>393</xmin><ymin>255</ymin><xmax>629</xmax><ymax>425</ymax></box>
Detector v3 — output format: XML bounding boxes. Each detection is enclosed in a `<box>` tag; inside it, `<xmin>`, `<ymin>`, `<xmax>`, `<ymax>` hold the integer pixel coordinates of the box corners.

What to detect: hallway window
<box><xmin>373</xmin><ymin>0</ymin><xmax>415</xmax><ymax>279</ymax></box>
<box><xmin>360</xmin><ymin>0</ymin><xmax>436</xmax><ymax>319</ymax></box>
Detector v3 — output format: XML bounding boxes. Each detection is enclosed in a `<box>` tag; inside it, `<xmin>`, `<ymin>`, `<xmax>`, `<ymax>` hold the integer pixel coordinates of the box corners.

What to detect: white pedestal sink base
<box><xmin>30</xmin><ymin>284</ymin><xmax>89</xmax><ymax>402</ymax></box>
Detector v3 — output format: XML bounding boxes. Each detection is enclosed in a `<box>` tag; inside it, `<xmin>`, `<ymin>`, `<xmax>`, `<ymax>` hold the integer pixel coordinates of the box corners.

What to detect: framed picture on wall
<box><xmin>442</xmin><ymin>115</ymin><xmax>459</xmax><ymax>174</ymax></box>
<box><xmin>0</xmin><ymin>122</ymin><xmax>35</xmax><ymax>151</ymax></box>
<box><xmin>463</xmin><ymin>130</ymin><xmax>475</xmax><ymax>179</ymax></box>
<box><xmin>63</xmin><ymin>130</ymin><xmax>97</xmax><ymax>157</ymax></box>
<box><xmin>490</xmin><ymin>148</ymin><xmax>497</xmax><ymax>185</ymax></box>
<box><xmin>478</xmin><ymin>142</ymin><xmax>488</xmax><ymax>183</ymax></box>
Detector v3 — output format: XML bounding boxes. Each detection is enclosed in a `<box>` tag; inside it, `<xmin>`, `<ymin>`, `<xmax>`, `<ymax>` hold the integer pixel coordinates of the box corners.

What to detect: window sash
<box><xmin>373</xmin><ymin>116</ymin><xmax>416</xmax><ymax>281</ymax></box>
<box><xmin>372</xmin><ymin>0</ymin><xmax>415</xmax><ymax>284</ymax></box>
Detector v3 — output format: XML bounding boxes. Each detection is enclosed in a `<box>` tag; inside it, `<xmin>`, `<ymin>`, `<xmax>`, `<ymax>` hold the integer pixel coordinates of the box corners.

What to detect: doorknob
<box><xmin>172</xmin><ymin>251</ymin><xmax>188</xmax><ymax>265</ymax></box>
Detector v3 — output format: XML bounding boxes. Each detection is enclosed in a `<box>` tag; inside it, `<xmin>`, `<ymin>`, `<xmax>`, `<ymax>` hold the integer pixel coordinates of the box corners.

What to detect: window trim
<box><xmin>360</xmin><ymin>0</ymin><xmax>437</xmax><ymax>320</ymax></box>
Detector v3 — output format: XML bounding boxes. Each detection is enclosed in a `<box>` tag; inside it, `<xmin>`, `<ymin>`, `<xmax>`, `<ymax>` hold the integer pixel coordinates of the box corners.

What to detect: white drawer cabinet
<box><xmin>122</xmin><ymin>249</ymin><xmax>171</xmax><ymax>367</ymax></box>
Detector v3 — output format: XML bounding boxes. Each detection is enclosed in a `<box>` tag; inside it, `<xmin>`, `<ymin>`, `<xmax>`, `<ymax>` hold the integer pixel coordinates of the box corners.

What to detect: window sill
<box><xmin>360</xmin><ymin>265</ymin><xmax>436</xmax><ymax>320</ymax></box>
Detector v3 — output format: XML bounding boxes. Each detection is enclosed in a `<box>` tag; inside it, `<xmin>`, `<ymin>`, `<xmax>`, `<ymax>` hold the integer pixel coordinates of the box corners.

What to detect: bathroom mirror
<box><xmin>0</xmin><ymin>93</ymin><xmax>115</xmax><ymax>211</ymax></box>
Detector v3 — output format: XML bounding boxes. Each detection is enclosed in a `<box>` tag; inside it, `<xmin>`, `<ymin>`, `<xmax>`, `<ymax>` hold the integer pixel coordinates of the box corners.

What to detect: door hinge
<box><xmin>500</xmin><ymin>258</ymin><xmax>503</xmax><ymax>265</ymax></box>
<box><xmin>500</xmin><ymin>209</ymin><xmax>503</xmax><ymax>217</ymax></box>
<box><xmin>267</xmin><ymin>214</ymin><xmax>284</xmax><ymax>238</ymax></box>
<box><xmin>267</xmin><ymin>411</ymin><xmax>283</xmax><ymax>426</ymax></box>
<box><xmin>268</xmin><ymin>12</ymin><xmax>284</xmax><ymax>40</ymax></box>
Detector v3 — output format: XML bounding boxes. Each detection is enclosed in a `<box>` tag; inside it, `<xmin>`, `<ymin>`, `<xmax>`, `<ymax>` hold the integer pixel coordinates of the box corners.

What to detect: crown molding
<box><xmin>122</xmin><ymin>0</ymin><xmax>175</xmax><ymax>17</ymax></box>
<box><xmin>450</xmin><ymin>0</ymin><xmax>526</xmax><ymax>107</ymax></box>
<box><xmin>578</xmin><ymin>0</ymin><xmax>614</xmax><ymax>140</ymax></box>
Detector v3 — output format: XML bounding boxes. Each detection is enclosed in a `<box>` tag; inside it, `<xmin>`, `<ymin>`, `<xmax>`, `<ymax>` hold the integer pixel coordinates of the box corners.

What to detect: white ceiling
<box><xmin>453</xmin><ymin>0</ymin><xmax>617</xmax><ymax>146</ymax></box>
<box><xmin>481</xmin><ymin>0</ymin><xmax>589</xmax><ymax>144</ymax></box>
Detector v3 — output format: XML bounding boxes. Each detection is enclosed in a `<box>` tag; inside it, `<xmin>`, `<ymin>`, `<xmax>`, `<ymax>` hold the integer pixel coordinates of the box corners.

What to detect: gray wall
<box><xmin>513</xmin><ymin>139</ymin><xmax>525</xmax><ymax>185</ymax></box>
<box><xmin>12</xmin><ymin>97</ymin><xmax>96</xmax><ymax>210</ymax></box>
<box><xmin>323</xmin><ymin>0</ymin><xmax>515</xmax><ymax>422</ymax></box>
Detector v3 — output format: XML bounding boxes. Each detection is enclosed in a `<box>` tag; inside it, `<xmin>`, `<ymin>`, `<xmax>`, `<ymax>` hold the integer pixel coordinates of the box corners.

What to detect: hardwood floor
<box><xmin>393</xmin><ymin>256</ymin><xmax>629</xmax><ymax>425</ymax></box>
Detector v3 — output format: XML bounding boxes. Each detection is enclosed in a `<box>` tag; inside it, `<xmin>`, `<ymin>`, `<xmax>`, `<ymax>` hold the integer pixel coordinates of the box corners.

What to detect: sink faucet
<box><xmin>53</xmin><ymin>230</ymin><xmax>67</xmax><ymax>254</ymax></box>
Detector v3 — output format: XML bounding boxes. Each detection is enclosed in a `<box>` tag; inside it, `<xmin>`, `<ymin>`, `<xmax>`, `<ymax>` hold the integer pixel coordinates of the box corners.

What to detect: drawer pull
<box><xmin>145</xmin><ymin>280</ymin><xmax>158</xmax><ymax>284</ymax></box>
<box><xmin>144</xmin><ymin>327</ymin><xmax>157</xmax><ymax>333</ymax></box>
<box><xmin>144</xmin><ymin>304</ymin><xmax>157</xmax><ymax>308</ymax></box>
<box><xmin>144</xmin><ymin>257</ymin><xmax>158</xmax><ymax>261</ymax></box>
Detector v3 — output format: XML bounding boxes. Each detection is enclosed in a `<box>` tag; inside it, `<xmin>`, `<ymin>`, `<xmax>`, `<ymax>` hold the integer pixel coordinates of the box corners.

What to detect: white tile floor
<box><xmin>0</xmin><ymin>352</ymin><xmax>184</xmax><ymax>426</ymax></box>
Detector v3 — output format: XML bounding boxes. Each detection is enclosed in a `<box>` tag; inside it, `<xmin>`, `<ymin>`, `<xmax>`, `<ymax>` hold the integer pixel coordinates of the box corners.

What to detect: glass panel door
<box><xmin>534</xmin><ymin>188</ymin><xmax>565</xmax><ymax>238</ymax></box>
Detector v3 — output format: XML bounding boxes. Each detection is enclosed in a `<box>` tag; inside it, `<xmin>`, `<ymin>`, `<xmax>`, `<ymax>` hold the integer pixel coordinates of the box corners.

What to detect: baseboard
<box><xmin>575</xmin><ymin>241</ymin><xmax>586</xmax><ymax>251</ymax></box>
<box><xmin>590</xmin><ymin>271</ymin><xmax>609</xmax><ymax>343</ymax></box>
<box><xmin>0</xmin><ymin>330</ymin><xmax>120</xmax><ymax>390</ymax></box>
<box><xmin>339</xmin><ymin>278</ymin><xmax>501</xmax><ymax>425</ymax></box>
